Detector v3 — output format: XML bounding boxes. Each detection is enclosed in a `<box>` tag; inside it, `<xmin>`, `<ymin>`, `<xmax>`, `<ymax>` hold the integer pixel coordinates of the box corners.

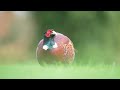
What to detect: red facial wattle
<box><xmin>45</xmin><ymin>29</ymin><xmax>53</xmax><ymax>37</ymax></box>
<box><xmin>45</xmin><ymin>33</ymin><xmax>51</xmax><ymax>37</ymax></box>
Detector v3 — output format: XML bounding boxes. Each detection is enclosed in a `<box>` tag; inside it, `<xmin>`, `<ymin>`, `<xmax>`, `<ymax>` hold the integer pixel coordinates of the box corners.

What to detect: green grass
<box><xmin>0</xmin><ymin>61</ymin><xmax>120</xmax><ymax>79</ymax></box>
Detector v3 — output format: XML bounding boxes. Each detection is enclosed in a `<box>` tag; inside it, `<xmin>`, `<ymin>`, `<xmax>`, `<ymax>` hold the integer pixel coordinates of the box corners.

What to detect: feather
<box><xmin>36</xmin><ymin>30</ymin><xmax>75</xmax><ymax>64</ymax></box>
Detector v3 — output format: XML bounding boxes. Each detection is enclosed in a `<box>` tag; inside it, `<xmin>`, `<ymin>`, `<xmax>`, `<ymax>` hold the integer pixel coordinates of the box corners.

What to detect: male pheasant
<box><xmin>36</xmin><ymin>29</ymin><xmax>75</xmax><ymax>64</ymax></box>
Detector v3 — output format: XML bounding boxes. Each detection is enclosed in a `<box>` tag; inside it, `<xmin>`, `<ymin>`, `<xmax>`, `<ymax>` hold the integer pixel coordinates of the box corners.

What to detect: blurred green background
<box><xmin>0</xmin><ymin>11</ymin><xmax>120</xmax><ymax>79</ymax></box>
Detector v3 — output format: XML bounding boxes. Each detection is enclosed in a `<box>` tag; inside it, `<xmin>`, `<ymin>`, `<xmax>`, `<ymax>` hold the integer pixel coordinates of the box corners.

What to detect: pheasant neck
<box><xmin>43</xmin><ymin>37</ymin><xmax>58</xmax><ymax>50</ymax></box>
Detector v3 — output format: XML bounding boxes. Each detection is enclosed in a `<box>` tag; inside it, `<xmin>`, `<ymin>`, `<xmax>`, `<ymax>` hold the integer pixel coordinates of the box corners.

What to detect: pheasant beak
<box><xmin>51</xmin><ymin>31</ymin><xmax>57</xmax><ymax>35</ymax></box>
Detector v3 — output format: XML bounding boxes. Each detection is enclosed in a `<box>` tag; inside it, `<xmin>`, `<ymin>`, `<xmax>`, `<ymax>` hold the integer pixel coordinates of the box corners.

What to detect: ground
<box><xmin>0</xmin><ymin>60</ymin><xmax>120</xmax><ymax>79</ymax></box>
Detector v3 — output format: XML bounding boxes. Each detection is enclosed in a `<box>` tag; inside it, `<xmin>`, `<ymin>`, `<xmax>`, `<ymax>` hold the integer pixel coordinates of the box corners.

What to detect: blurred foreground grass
<box><xmin>0</xmin><ymin>58</ymin><xmax>120</xmax><ymax>79</ymax></box>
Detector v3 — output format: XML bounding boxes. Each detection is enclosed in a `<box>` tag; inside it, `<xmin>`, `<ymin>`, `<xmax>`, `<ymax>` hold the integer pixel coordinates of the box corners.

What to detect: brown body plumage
<box><xmin>36</xmin><ymin>29</ymin><xmax>75</xmax><ymax>64</ymax></box>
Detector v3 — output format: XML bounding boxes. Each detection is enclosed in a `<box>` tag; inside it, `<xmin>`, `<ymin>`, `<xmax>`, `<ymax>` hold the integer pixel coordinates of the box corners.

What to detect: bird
<box><xmin>36</xmin><ymin>29</ymin><xmax>75</xmax><ymax>64</ymax></box>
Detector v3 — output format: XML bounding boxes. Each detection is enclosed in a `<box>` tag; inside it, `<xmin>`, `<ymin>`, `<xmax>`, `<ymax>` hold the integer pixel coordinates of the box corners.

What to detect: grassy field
<box><xmin>0</xmin><ymin>60</ymin><xmax>120</xmax><ymax>79</ymax></box>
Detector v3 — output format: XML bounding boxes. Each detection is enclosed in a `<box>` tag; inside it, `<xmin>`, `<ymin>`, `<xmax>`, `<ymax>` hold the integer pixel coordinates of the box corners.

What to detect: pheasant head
<box><xmin>43</xmin><ymin>29</ymin><xmax>58</xmax><ymax>50</ymax></box>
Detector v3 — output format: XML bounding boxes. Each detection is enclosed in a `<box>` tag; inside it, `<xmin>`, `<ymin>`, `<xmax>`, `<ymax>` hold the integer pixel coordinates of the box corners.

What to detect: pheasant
<box><xmin>36</xmin><ymin>29</ymin><xmax>75</xmax><ymax>64</ymax></box>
